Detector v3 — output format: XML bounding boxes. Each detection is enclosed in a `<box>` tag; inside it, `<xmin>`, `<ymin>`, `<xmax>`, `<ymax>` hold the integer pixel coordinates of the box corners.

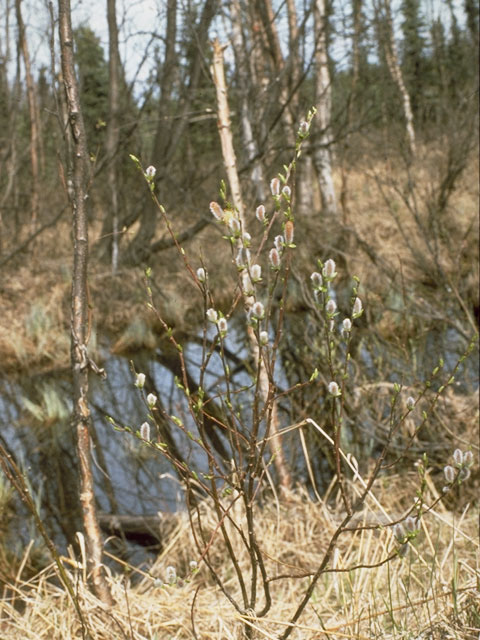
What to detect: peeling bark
<box><xmin>58</xmin><ymin>0</ymin><xmax>113</xmax><ymax>606</ymax></box>
<box><xmin>375</xmin><ymin>0</ymin><xmax>416</xmax><ymax>157</ymax></box>
<box><xmin>313</xmin><ymin>0</ymin><xmax>337</xmax><ymax>216</ymax></box>
<box><xmin>211</xmin><ymin>40</ymin><xmax>292</xmax><ymax>492</ymax></box>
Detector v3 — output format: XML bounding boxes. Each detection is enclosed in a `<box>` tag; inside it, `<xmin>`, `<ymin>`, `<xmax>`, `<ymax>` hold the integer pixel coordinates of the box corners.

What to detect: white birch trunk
<box><xmin>211</xmin><ymin>39</ymin><xmax>292</xmax><ymax>492</ymax></box>
<box><xmin>230</xmin><ymin>0</ymin><xmax>266</xmax><ymax>202</ymax></box>
<box><xmin>313</xmin><ymin>0</ymin><xmax>337</xmax><ymax>216</ymax></box>
<box><xmin>296</xmin><ymin>153</ymin><xmax>314</xmax><ymax>216</ymax></box>
<box><xmin>377</xmin><ymin>0</ymin><xmax>416</xmax><ymax>157</ymax></box>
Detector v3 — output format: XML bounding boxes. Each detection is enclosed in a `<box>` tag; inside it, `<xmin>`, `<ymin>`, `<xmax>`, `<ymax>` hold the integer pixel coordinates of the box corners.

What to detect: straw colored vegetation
<box><xmin>1</xmin><ymin>476</ymin><xmax>478</xmax><ymax>639</ymax></box>
<box><xmin>1</xmin><ymin>150</ymin><xmax>478</xmax><ymax>374</ymax></box>
<box><xmin>0</xmin><ymin>146</ymin><xmax>478</xmax><ymax>639</ymax></box>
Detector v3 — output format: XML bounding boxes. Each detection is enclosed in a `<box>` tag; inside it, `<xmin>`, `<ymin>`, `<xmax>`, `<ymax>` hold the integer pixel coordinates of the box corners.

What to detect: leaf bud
<box><xmin>217</xmin><ymin>317</ymin><xmax>228</xmax><ymax>335</ymax></box>
<box><xmin>140</xmin><ymin>422</ymin><xmax>151</xmax><ymax>441</ymax></box>
<box><xmin>353</xmin><ymin>297</ymin><xmax>363</xmax><ymax>317</ymax></box>
<box><xmin>206</xmin><ymin>308</ymin><xmax>218</xmax><ymax>323</ymax></box>
<box><xmin>322</xmin><ymin>259</ymin><xmax>336</xmax><ymax>279</ymax></box>
<box><xmin>145</xmin><ymin>165</ymin><xmax>156</xmax><ymax>178</ymax></box>
<box><xmin>252</xmin><ymin>301</ymin><xmax>265</xmax><ymax>319</ymax></box>
<box><xmin>453</xmin><ymin>448</ymin><xmax>463</xmax><ymax>466</ymax></box>
<box><xmin>284</xmin><ymin>220</ymin><xmax>294</xmax><ymax>245</ymax></box>
<box><xmin>135</xmin><ymin>373</ymin><xmax>146</xmax><ymax>388</ymax></box>
<box><xmin>147</xmin><ymin>393</ymin><xmax>157</xmax><ymax>408</ymax></box>
<box><xmin>209</xmin><ymin>201</ymin><xmax>224</xmax><ymax>221</ymax></box>
<box><xmin>251</xmin><ymin>264</ymin><xmax>262</xmax><ymax>282</ymax></box>
<box><xmin>255</xmin><ymin>205</ymin><xmax>266</xmax><ymax>222</ymax></box>
<box><xmin>443</xmin><ymin>465</ymin><xmax>455</xmax><ymax>484</ymax></box>
<box><xmin>406</xmin><ymin>396</ymin><xmax>415</xmax><ymax>410</ymax></box>
<box><xmin>326</xmin><ymin>299</ymin><xmax>337</xmax><ymax>315</ymax></box>
<box><xmin>270</xmin><ymin>177</ymin><xmax>280</xmax><ymax>196</ymax></box>
<box><xmin>269</xmin><ymin>248</ymin><xmax>281</xmax><ymax>269</ymax></box>
<box><xmin>259</xmin><ymin>330</ymin><xmax>269</xmax><ymax>346</ymax></box>
<box><xmin>328</xmin><ymin>381</ymin><xmax>340</xmax><ymax>396</ymax></box>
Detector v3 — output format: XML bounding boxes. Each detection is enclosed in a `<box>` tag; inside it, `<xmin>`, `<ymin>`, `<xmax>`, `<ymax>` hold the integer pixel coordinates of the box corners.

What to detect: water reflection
<box><xmin>0</xmin><ymin>316</ymin><xmax>477</xmax><ymax>563</ymax></box>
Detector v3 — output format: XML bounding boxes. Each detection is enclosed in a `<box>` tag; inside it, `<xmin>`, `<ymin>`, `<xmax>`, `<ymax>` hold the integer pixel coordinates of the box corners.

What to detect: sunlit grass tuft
<box><xmin>0</xmin><ymin>480</ymin><xmax>477</xmax><ymax>639</ymax></box>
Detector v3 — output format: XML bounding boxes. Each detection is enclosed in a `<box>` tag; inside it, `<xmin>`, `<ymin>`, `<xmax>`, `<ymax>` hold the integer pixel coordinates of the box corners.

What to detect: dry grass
<box><xmin>1</xmin><ymin>477</ymin><xmax>478</xmax><ymax>640</ymax></box>
<box><xmin>1</xmin><ymin>147</ymin><xmax>478</xmax><ymax>374</ymax></box>
<box><xmin>0</xmin><ymin>145</ymin><xmax>477</xmax><ymax>639</ymax></box>
<box><xmin>334</xmin><ymin>147</ymin><xmax>478</xmax><ymax>313</ymax></box>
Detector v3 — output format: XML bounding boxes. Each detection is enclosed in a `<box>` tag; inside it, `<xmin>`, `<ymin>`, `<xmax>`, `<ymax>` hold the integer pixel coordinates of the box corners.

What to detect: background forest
<box><xmin>0</xmin><ymin>0</ymin><xmax>478</xmax><ymax>638</ymax></box>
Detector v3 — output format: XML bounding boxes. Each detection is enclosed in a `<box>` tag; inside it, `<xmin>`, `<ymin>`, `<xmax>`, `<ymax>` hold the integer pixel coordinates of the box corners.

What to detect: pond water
<box><xmin>0</xmin><ymin>316</ymin><xmax>477</xmax><ymax>564</ymax></box>
<box><xmin>0</xmin><ymin>323</ymin><xmax>272</xmax><ymax>561</ymax></box>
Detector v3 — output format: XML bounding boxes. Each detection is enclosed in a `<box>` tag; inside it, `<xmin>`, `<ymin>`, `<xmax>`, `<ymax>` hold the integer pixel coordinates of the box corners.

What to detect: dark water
<box><xmin>0</xmin><ymin>325</ymin><xmax>259</xmax><ymax>563</ymax></box>
<box><xmin>0</xmin><ymin>318</ymin><xmax>477</xmax><ymax>564</ymax></box>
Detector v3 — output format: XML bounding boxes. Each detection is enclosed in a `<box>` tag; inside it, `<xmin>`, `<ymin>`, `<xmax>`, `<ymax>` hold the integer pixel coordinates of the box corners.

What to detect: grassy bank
<box><xmin>0</xmin><ymin>480</ymin><xmax>478</xmax><ymax>639</ymax></box>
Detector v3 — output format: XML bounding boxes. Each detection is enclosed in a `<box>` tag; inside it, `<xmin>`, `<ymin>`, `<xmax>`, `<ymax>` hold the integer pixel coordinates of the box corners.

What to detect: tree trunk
<box><xmin>58</xmin><ymin>0</ymin><xmax>113</xmax><ymax>606</ymax></box>
<box><xmin>312</xmin><ymin>0</ymin><xmax>337</xmax><ymax>216</ymax></box>
<box><xmin>152</xmin><ymin>0</ymin><xmax>177</xmax><ymax>162</ymax></box>
<box><xmin>106</xmin><ymin>0</ymin><xmax>120</xmax><ymax>272</ymax></box>
<box><xmin>15</xmin><ymin>0</ymin><xmax>41</xmax><ymax>229</ymax></box>
<box><xmin>230</xmin><ymin>0</ymin><xmax>266</xmax><ymax>202</ymax></box>
<box><xmin>285</xmin><ymin>0</ymin><xmax>301</xmax><ymax>101</ymax></box>
<box><xmin>211</xmin><ymin>39</ymin><xmax>292</xmax><ymax>493</ymax></box>
<box><xmin>126</xmin><ymin>0</ymin><xmax>217</xmax><ymax>264</ymax></box>
<box><xmin>0</xmin><ymin>11</ymin><xmax>21</xmax><ymax>250</ymax></box>
<box><xmin>339</xmin><ymin>0</ymin><xmax>364</xmax><ymax>220</ymax></box>
<box><xmin>464</xmin><ymin>0</ymin><xmax>479</xmax><ymax>45</ymax></box>
<box><xmin>375</xmin><ymin>0</ymin><xmax>416</xmax><ymax>157</ymax></box>
<box><xmin>296</xmin><ymin>153</ymin><xmax>314</xmax><ymax>217</ymax></box>
<box><xmin>254</xmin><ymin>0</ymin><xmax>297</xmax><ymax>145</ymax></box>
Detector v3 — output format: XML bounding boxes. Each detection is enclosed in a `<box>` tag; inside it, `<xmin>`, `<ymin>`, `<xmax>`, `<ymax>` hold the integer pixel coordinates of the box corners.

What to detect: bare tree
<box><xmin>58</xmin><ymin>0</ymin><xmax>113</xmax><ymax>606</ymax></box>
<box><xmin>106</xmin><ymin>0</ymin><xmax>120</xmax><ymax>272</ymax></box>
<box><xmin>230</xmin><ymin>0</ymin><xmax>266</xmax><ymax>202</ymax></box>
<box><xmin>15</xmin><ymin>0</ymin><xmax>41</xmax><ymax>228</ymax></box>
<box><xmin>339</xmin><ymin>0</ymin><xmax>365</xmax><ymax>219</ymax></box>
<box><xmin>126</xmin><ymin>0</ymin><xmax>218</xmax><ymax>264</ymax></box>
<box><xmin>211</xmin><ymin>39</ymin><xmax>292</xmax><ymax>492</ymax></box>
<box><xmin>313</xmin><ymin>0</ymin><xmax>338</xmax><ymax>216</ymax></box>
<box><xmin>0</xmin><ymin>1</ymin><xmax>19</xmax><ymax>249</ymax></box>
<box><xmin>285</xmin><ymin>0</ymin><xmax>303</xmax><ymax>115</ymax></box>
<box><xmin>151</xmin><ymin>0</ymin><xmax>177</xmax><ymax>165</ymax></box>
<box><xmin>374</xmin><ymin>0</ymin><xmax>417</xmax><ymax>157</ymax></box>
<box><xmin>254</xmin><ymin>0</ymin><xmax>297</xmax><ymax>144</ymax></box>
